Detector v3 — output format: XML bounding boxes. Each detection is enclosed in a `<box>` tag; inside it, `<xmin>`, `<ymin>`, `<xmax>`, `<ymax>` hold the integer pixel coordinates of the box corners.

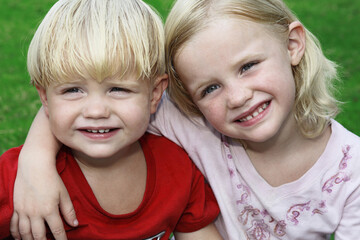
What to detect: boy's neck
<box><xmin>72</xmin><ymin>140</ymin><xmax>141</xmax><ymax>170</ymax></box>
<box><xmin>73</xmin><ymin>141</ymin><xmax>148</xmax><ymax>214</ymax></box>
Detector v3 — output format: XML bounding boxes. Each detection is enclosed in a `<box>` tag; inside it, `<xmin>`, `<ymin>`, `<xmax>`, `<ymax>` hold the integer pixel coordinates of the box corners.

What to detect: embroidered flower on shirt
<box><xmin>274</xmin><ymin>220</ymin><xmax>287</xmax><ymax>237</ymax></box>
<box><xmin>239</xmin><ymin>205</ymin><xmax>261</xmax><ymax>225</ymax></box>
<box><xmin>322</xmin><ymin>145</ymin><xmax>351</xmax><ymax>193</ymax></box>
<box><xmin>286</xmin><ymin>201</ymin><xmax>311</xmax><ymax>225</ymax></box>
<box><xmin>247</xmin><ymin>219</ymin><xmax>271</xmax><ymax>240</ymax></box>
<box><xmin>339</xmin><ymin>145</ymin><xmax>351</xmax><ymax>170</ymax></box>
<box><xmin>322</xmin><ymin>172</ymin><xmax>350</xmax><ymax>193</ymax></box>
<box><xmin>236</xmin><ymin>183</ymin><xmax>251</xmax><ymax>204</ymax></box>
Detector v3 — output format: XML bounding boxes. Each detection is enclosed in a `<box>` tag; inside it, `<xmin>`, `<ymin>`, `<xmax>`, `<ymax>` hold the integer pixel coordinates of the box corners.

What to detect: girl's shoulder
<box><xmin>331</xmin><ymin>119</ymin><xmax>360</xmax><ymax>147</ymax></box>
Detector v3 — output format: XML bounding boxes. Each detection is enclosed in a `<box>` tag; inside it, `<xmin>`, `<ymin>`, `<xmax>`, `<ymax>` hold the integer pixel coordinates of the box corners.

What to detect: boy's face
<box><xmin>37</xmin><ymin>73</ymin><xmax>167</xmax><ymax>164</ymax></box>
<box><xmin>174</xmin><ymin>18</ymin><xmax>305</xmax><ymax>145</ymax></box>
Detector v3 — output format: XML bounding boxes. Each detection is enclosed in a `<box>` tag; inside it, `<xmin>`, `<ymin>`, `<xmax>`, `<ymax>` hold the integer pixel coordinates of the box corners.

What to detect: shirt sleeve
<box><xmin>335</xmin><ymin>172</ymin><xmax>360</xmax><ymax>239</ymax></box>
<box><xmin>148</xmin><ymin>94</ymin><xmax>206</xmax><ymax>147</ymax></box>
<box><xmin>174</xmin><ymin>161</ymin><xmax>220</xmax><ymax>233</ymax></box>
<box><xmin>0</xmin><ymin>147</ymin><xmax>21</xmax><ymax>238</ymax></box>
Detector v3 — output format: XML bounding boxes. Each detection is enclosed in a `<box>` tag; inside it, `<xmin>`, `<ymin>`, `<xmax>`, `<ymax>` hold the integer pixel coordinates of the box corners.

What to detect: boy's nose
<box><xmin>82</xmin><ymin>96</ymin><xmax>110</xmax><ymax>119</ymax></box>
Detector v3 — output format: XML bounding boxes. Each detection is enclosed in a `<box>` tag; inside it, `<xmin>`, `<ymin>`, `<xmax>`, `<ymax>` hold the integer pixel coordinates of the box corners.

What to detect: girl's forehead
<box><xmin>183</xmin><ymin>18</ymin><xmax>273</xmax><ymax>52</ymax></box>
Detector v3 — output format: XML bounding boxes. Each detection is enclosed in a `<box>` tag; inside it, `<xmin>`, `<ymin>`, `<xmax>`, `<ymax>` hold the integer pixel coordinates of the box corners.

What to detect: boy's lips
<box><xmin>77</xmin><ymin>127</ymin><xmax>120</xmax><ymax>139</ymax></box>
<box><xmin>234</xmin><ymin>101</ymin><xmax>271</xmax><ymax>124</ymax></box>
<box><xmin>85</xmin><ymin>129</ymin><xmax>111</xmax><ymax>133</ymax></box>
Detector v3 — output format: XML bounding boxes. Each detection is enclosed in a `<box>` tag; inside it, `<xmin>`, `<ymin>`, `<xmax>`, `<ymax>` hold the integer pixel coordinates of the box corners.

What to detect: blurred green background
<box><xmin>0</xmin><ymin>0</ymin><xmax>359</xmax><ymax>155</ymax></box>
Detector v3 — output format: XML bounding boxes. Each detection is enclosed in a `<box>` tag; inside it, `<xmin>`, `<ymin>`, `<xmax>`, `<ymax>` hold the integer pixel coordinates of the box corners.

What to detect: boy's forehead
<box><xmin>51</xmin><ymin>73</ymin><xmax>150</xmax><ymax>86</ymax></box>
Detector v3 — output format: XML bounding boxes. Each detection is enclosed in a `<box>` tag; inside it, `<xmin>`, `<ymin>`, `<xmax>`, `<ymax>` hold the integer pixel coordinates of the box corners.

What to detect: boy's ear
<box><xmin>36</xmin><ymin>85</ymin><xmax>50</xmax><ymax>117</ymax></box>
<box><xmin>150</xmin><ymin>74</ymin><xmax>168</xmax><ymax>114</ymax></box>
<box><xmin>288</xmin><ymin>21</ymin><xmax>306</xmax><ymax>66</ymax></box>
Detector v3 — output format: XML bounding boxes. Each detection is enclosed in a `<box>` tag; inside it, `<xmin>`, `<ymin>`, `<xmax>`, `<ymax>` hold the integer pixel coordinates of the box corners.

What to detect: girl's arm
<box><xmin>10</xmin><ymin>108</ymin><xmax>78</xmax><ymax>240</ymax></box>
<box><xmin>174</xmin><ymin>223</ymin><xmax>223</xmax><ymax>240</ymax></box>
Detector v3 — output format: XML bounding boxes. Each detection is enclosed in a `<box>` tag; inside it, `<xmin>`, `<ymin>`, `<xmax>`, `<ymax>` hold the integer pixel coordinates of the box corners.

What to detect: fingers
<box><xmin>18</xmin><ymin>215</ymin><xmax>33</xmax><ymax>240</ymax></box>
<box><xmin>15</xmin><ymin>215</ymin><xmax>47</xmax><ymax>240</ymax></box>
<box><xmin>30</xmin><ymin>217</ymin><xmax>47</xmax><ymax>240</ymax></box>
<box><xmin>11</xmin><ymin>211</ymin><xmax>69</xmax><ymax>240</ymax></box>
<box><xmin>59</xmin><ymin>191</ymin><xmax>78</xmax><ymax>227</ymax></box>
<box><xmin>10</xmin><ymin>212</ymin><xmax>20</xmax><ymax>240</ymax></box>
<box><xmin>45</xmin><ymin>213</ymin><xmax>68</xmax><ymax>240</ymax></box>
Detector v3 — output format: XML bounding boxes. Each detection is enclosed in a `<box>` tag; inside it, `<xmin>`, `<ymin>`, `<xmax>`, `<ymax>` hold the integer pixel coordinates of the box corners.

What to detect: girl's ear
<box><xmin>288</xmin><ymin>21</ymin><xmax>306</xmax><ymax>66</ymax></box>
<box><xmin>36</xmin><ymin>86</ymin><xmax>50</xmax><ymax>117</ymax></box>
<box><xmin>150</xmin><ymin>74</ymin><xmax>168</xmax><ymax>114</ymax></box>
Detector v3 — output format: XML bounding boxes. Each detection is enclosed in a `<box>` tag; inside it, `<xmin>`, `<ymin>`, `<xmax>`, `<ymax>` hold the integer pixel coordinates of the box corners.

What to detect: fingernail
<box><xmin>74</xmin><ymin>219</ymin><xmax>79</xmax><ymax>226</ymax></box>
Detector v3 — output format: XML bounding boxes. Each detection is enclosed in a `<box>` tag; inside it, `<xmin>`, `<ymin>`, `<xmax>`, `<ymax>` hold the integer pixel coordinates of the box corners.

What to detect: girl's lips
<box><xmin>234</xmin><ymin>101</ymin><xmax>271</xmax><ymax>126</ymax></box>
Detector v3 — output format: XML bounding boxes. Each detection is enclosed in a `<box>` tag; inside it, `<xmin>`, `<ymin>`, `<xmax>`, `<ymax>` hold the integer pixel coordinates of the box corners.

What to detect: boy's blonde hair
<box><xmin>28</xmin><ymin>0</ymin><xmax>165</xmax><ymax>88</ymax></box>
<box><xmin>165</xmin><ymin>0</ymin><xmax>340</xmax><ymax>138</ymax></box>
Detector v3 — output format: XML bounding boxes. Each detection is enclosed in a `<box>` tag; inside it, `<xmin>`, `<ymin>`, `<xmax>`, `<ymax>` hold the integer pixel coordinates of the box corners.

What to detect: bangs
<box><xmin>28</xmin><ymin>0</ymin><xmax>165</xmax><ymax>87</ymax></box>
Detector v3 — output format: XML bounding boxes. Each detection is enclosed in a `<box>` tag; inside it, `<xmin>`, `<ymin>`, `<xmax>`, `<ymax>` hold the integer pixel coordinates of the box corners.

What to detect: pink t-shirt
<box><xmin>149</xmin><ymin>95</ymin><xmax>360</xmax><ymax>240</ymax></box>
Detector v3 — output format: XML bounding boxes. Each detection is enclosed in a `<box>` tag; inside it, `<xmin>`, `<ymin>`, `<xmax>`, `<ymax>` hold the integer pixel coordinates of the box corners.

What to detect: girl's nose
<box><xmin>82</xmin><ymin>95</ymin><xmax>110</xmax><ymax>119</ymax></box>
<box><xmin>226</xmin><ymin>84</ymin><xmax>253</xmax><ymax>109</ymax></box>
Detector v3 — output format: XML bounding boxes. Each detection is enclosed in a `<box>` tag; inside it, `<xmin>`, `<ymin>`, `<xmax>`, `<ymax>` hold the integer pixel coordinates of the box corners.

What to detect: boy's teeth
<box><xmin>239</xmin><ymin>102</ymin><xmax>269</xmax><ymax>122</ymax></box>
<box><xmin>86</xmin><ymin>129</ymin><xmax>110</xmax><ymax>133</ymax></box>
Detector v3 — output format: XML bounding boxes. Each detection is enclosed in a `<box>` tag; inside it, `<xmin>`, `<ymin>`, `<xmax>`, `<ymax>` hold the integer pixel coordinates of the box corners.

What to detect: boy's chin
<box><xmin>70</xmin><ymin>146</ymin><xmax>125</xmax><ymax>164</ymax></box>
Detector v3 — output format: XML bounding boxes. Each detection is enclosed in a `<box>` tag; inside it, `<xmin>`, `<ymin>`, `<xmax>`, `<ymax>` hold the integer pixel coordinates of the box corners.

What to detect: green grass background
<box><xmin>0</xmin><ymin>0</ymin><xmax>359</xmax><ymax>159</ymax></box>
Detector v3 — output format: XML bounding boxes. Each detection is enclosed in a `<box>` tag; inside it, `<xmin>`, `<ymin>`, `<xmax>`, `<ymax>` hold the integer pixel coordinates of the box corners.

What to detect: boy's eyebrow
<box><xmin>52</xmin><ymin>79</ymin><xmax>85</xmax><ymax>87</ymax></box>
<box><xmin>103</xmin><ymin>78</ymin><xmax>141</xmax><ymax>87</ymax></box>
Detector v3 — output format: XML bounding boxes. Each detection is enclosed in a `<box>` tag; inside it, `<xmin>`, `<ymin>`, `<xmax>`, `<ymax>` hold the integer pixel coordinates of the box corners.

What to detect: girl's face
<box><xmin>174</xmin><ymin>18</ymin><xmax>305</xmax><ymax>145</ymax></box>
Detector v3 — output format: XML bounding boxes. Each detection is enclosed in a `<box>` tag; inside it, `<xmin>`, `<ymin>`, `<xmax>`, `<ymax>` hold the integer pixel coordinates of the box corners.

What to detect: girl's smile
<box><xmin>234</xmin><ymin>100</ymin><xmax>271</xmax><ymax>127</ymax></box>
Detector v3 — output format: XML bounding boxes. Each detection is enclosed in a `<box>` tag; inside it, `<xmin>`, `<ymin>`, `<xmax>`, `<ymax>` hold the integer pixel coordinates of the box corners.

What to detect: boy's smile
<box><xmin>37</xmin><ymin>74</ymin><xmax>156</xmax><ymax>166</ymax></box>
<box><xmin>175</xmin><ymin>18</ymin><xmax>305</xmax><ymax>148</ymax></box>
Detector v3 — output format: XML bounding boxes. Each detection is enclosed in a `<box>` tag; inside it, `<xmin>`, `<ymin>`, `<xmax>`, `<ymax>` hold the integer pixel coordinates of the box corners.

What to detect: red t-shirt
<box><xmin>0</xmin><ymin>133</ymin><xmax>219</xmax><ymax>239</ymax></box>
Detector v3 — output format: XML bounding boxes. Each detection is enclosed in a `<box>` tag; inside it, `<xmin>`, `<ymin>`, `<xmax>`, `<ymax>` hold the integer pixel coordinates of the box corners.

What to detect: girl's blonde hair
<box><xmin>28</xmin><ymin>0</ymin><xmax>165</xmax><ymax>88</ymax></box>
<box><xmin>165</xmin><ymin>0</ymin><xmax>340</xmax><ymax>138</ymax></box>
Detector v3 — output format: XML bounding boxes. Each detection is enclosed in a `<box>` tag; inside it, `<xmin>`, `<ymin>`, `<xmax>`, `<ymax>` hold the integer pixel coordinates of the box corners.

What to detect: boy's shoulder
<box><xmin>0</xmin><ymin>145</ymin><xmax>22</xmax><ymax>169</ymax></box>
<box><xmin>140</xmin><ymin>133</ymin><xmax>194</xmax><ymax>167</ymax></box>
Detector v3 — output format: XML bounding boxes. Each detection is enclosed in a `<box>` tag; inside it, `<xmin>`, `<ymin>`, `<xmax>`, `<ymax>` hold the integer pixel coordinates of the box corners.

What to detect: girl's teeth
<box><xmin>239</xmin><ymin>102</ymin><xmax>269</xmax><ymax>122</ymax></box>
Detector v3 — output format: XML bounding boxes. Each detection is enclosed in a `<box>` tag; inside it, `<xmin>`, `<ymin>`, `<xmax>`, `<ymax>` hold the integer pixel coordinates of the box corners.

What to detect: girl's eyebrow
<box><xmin>230</xmin><ymin>52</ymin><xmax>264</xmax><ymax>69</ymax></box>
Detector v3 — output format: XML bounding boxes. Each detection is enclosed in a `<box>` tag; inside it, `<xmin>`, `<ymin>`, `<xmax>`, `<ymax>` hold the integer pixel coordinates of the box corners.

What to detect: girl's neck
<box><xmin>243</xmin><ymin>120</ymin><xmax>332</xmax><ymax>187</ymax></box>
<box><xmin>244</xmin><ymin>116</ymin><xmax>301</xmax><ymax>154</ymax></box>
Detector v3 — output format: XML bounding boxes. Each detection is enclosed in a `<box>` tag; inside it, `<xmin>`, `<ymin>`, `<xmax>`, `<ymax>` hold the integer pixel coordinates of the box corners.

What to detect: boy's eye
<box><xmin>110</xmin><ymin>87</ymin><xmax>130</xmax><ymax>93</ymax></box>
<box><xmin>201</xmin><ymin>84</ymin><xmax>220</xmax><ymax>98</ymax></box>
<box><xmin>64</xmin><ymin>87</ymin><xmax>81</xmax><ymax>93</ymax></box>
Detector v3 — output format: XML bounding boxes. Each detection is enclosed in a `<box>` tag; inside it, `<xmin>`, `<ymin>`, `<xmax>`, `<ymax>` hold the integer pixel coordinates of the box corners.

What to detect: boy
<box><xmin>0</xmin><ymin>0</ymin><xmax>221</xmax><ymax>239</ymax></box>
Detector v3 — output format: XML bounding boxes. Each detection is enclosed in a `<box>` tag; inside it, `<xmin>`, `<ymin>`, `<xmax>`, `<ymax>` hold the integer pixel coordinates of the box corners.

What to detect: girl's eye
<box><xmin>240</xmin><ymin>62</ymin><xmax>257</xmax><ymax>74</ymax></box>
<box><xmin>201</xmin><ymin>84</ymin><xmax>220</xmax><ymax>98</ymax></box>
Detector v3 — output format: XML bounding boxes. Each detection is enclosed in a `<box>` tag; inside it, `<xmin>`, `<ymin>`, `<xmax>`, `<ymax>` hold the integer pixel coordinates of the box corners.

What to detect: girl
<box><xmin>11</xmin><ymin>0</ymin><xmax>360</xmax><ymax>239</ymax></box>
